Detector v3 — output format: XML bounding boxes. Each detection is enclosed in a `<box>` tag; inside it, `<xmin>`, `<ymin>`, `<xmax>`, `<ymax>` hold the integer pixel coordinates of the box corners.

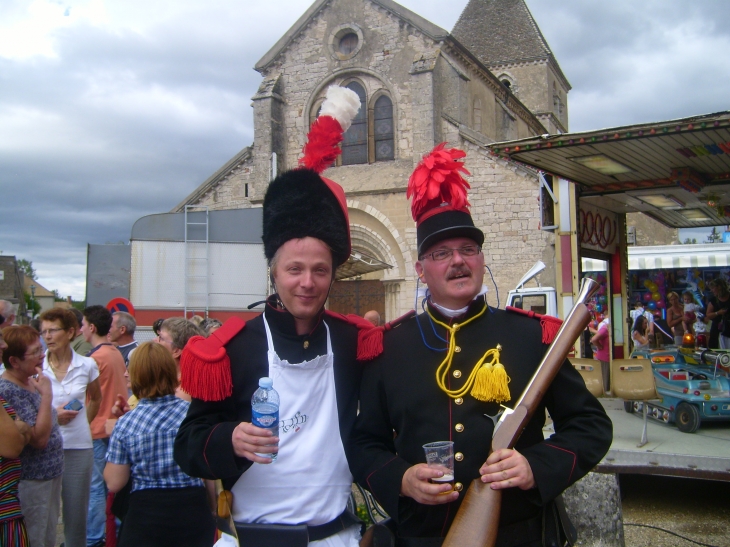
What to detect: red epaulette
<box><xmin>324</xmin><ymin>309</ymin><xmax>416</xmax><ymax>361</ymax></box>
<box><xmin>505</xmin><ymin>306</ymin><xmax>563</xmax><ymax>344</ymax></box>
<box><xmin>180</xmin><ymin>317</ymin><xmax>246</xmax><ymax>402</ymax></box>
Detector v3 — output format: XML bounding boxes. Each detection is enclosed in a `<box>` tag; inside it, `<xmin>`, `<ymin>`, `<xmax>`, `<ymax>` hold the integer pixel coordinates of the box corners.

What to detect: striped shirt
<box><xmin>0</xmin><ymin>397</ymin><xmax>22</xmax><ymax>524</ymax></box>
<box><xmin>107</xmin><ymin>395</ymin><xmax>203</xmax><ymax>492</ymax></box>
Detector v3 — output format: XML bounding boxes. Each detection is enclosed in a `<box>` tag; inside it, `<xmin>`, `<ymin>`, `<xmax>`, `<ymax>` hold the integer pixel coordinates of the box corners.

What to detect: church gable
<box><xmin>173</xmin><ymin>146</ymin><xmax>254</xmax><ymax>212</ymax></box>
<box><xmin>254</xmin><ymin>0</ymin><xmax>448</xmax><ymax>75</ymax></box>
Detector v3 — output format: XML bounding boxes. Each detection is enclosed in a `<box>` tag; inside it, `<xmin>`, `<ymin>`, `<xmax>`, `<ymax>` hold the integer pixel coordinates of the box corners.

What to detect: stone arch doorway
<box><xmin>330</xmin><ymin>223</ymin><xmax>390</xmax><ymax>319</ymax></box>
<box><xmin>328</xmin><ymin>279</ymin><xmax>385</xmax><ymax>319</ymax></box>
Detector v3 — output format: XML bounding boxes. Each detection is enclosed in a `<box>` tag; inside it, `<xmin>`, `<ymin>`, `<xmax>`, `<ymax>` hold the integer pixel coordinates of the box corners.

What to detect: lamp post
<box><xmin>30</xmin><ymin>284</ymin><xmax>36</xmax><ymax>319</ymax></box>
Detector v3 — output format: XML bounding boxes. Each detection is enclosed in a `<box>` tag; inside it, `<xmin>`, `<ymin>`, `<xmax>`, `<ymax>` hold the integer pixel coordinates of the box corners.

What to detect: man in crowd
<box><xmin>81</xmin><ymin>305</ymin><xmax>127</xmax><ymax>547</ymax></box>
<box><xmin>175</xmin><ymin>85</ymin><xmax>369</xmax><ymax>546</ymax></box>
<box><xmin>108</xmin><ymin>311</ymin><xmax>138</xmax><ymax>366</ymax></box>
<box><xmin>348</xmin><ymin>145</ymin><xmax>612</xmax><ymax>546</ymax></box>
<box><xmin>0</xmin><ymin>300</ymin><xmax>16</xmax><ymax>328</ymax></box>
<box><xmin>70</xmin><ymin>308</ymin><xmax>93</xmax><ymax>357</ymax></box>
<box><xmin>364</xmin><ymin>310</ymin><xmax>381</xmax><ymax>327</ymax></box>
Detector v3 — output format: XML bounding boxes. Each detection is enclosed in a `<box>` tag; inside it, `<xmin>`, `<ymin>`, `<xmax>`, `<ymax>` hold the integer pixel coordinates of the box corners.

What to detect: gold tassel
<box><xmin>471</xmin><ymin>345</ymin><xmax>511</xmax><ymax>403</ymax></box>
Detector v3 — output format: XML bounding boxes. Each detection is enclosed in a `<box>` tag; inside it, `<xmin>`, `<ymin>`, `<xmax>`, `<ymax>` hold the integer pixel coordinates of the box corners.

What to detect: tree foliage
<box><xmin>24</xmin><ymin>292</ymin><xmax>40</xmax><ymax>318</ymax></box>
<box><xmin>18</xmin><ymin>259</ymin><xmax>36</xmax><ymax>280</ymax></box>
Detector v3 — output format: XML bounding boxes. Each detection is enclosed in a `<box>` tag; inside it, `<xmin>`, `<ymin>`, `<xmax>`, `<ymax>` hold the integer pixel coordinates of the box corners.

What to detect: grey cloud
<box><xmin>3</xmin><ymin>0</ymin><xmax>730</xmax><ymax>299</ymax></box>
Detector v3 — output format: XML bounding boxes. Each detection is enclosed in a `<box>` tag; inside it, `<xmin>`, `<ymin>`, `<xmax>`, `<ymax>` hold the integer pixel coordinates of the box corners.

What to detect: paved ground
<box><xmin>621</xmin><ymin>474</ymin><xmax>729</xmax><ymax>547</ymax></box>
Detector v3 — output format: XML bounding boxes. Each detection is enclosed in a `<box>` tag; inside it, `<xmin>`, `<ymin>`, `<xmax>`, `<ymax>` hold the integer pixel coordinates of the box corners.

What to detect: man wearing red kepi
<box><xmin>174</xmin><ymin>86</ymin><xmax>384</xmax><ymax>547</ymax></box>
<box><xmin>348</xmin><ymin>144</ymin><xmax>612</xmax><ymax>547</ymax></box>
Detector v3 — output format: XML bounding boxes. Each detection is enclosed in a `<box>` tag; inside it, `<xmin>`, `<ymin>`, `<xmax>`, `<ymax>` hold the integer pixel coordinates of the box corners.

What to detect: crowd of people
<box><xmin>628</xmin><ymin>276</ymin><xmax>730</xmax><ymax>352</ymax></box>
<box><xmin>0</xmin><ymin>301</ymin><xmax>222</xmax><ymax>547</ymax></box>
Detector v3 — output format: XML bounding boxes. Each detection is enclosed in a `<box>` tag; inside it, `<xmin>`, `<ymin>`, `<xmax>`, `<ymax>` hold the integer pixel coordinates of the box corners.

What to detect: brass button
<box><xmin>454</xmin><ymin>324</ymin><xmax>460</xmax><ymax>331</ymax></box>
<box><xmin>303</xmin><ymin>340</ymin><xmax>309</xmax><ymax>349</ymax></box>
<box><xmin>453</xmin><ymin>370</ymin><xmax>462</xmax><ymax>378</ymax></box>
<box><xmin>455</xmin><ymin>452</ymin><xmax>464</xmax><ymax>462</ymax></box>
<box><xmin>455</xmin><ymin>423</ymin><xmax>464</xmax><ymax>432</ymax></box>
<box><xmin>454</xmin><ymin>482</ymin><xmax>463</xmax><ymax>492</ymax></box>
<box><xmin>454</xmin><ymin>397</ymin><xmax>464</xmax><ymax>405</ymax></box>
<box><xmin>454</xmin><ymin>346</ymin><xmax>461</xmax><ymax>353</ymax></box>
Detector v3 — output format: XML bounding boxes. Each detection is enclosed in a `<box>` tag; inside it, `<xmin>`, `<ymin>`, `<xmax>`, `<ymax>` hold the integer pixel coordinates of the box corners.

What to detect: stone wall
<box><xmin>192</xmin><ymin>158</ymin><xmax>256</xmax><ymax>210</ymax></box>
<box><xmin>0</xmin><ymin>256</ymin><xmax>24</xmax><ymax>313</ymax></box>
<box><xmin>626</xmin><ymin>212</ymin><xmax>679</xmax><ymax>247</ymax></box>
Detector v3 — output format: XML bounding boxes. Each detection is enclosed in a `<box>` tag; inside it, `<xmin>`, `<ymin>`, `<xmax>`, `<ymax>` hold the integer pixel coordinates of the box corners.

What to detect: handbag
<box><xmin>110</xmin><ymin>479</ymin><xmax>132</xmax><ymax>519</ymax></box>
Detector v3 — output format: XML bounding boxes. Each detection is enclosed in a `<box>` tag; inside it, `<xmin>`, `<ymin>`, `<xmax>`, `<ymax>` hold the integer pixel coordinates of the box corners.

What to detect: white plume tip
<box><xmin>319</xmin><ymin>86</ymin><xmax>361</xmax><ymax>132</ymax></box>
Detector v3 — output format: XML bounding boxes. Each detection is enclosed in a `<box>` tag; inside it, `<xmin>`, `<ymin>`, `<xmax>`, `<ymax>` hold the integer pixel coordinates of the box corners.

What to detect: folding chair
<box><xmin>569</xmin><ymin>358</ymin><xmax>605</xmax><ymax>398</ymax></box>
<box><xmin>611</xmin><ymin>358</ymin><xmax>658</xmax><ymax>447</ymax></box>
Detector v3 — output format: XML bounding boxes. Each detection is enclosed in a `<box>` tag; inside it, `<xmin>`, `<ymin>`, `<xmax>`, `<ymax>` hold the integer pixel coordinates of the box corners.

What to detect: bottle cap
<box><xmin>258</xmin><ymin>377</ymin><xmax>273</xmax><ymax>389</ymax></box>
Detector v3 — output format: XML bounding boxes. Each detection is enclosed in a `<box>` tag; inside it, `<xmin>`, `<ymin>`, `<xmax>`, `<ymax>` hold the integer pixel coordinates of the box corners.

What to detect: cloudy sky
<box><xmin>2</xmin><ymin>0</ymin><xmax>729</xmax><ymax>300</ymax></box>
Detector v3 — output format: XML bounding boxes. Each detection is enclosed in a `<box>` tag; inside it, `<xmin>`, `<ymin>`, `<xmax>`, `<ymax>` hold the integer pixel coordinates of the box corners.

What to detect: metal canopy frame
<box><xmin>489</xmin><ymin>111</ymin><xmax>730</xmax><ymax>229</ymax></box>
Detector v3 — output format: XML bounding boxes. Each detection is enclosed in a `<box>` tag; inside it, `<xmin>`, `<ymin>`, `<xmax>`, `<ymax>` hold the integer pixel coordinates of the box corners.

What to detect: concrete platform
<box><xmin>545</xmin><ymin>398</ymin><xmax>730</xmax><ymax>481</ymax></box>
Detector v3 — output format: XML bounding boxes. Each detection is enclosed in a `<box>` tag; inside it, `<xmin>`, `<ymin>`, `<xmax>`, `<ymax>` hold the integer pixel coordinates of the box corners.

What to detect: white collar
<box><xmin>429</xmin><ymin>285</ymin><xmax>489</xmax><ymax>318</ymax></box>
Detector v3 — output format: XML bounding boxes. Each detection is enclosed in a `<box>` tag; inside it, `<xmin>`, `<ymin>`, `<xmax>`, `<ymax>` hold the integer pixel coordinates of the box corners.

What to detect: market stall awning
<box><xmin>628</xmin><ymin>243</ymin><xmax>730</xmax><ymax>270</ymax></box>
<box><xmin>488</xmin><ymin>111</ymin><xmax>730</xmax><ymax>229</ymax></box>
<box><xmin>582</xmin><ymin>258</ymin><xmax>608</xmax><ymax>272</ymax></box>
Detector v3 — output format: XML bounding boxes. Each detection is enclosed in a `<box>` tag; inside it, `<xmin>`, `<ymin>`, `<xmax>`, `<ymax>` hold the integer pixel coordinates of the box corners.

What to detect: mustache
<box><xmin>446</xmin><ymin>266</ymin><xmax>472</xmax><ymax>280</ymax></box>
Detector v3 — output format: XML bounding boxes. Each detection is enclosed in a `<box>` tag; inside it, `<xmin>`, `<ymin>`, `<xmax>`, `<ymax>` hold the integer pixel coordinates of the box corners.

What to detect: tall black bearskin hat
<box><xmin>262</xmin><ymin>85</ymin><xmax>360</xmax><ymax>268</ymax></box>
<box><xmin>407</xmin><ymin>143</ymin><xmax>484</xmax><ymax>256</ymax></box>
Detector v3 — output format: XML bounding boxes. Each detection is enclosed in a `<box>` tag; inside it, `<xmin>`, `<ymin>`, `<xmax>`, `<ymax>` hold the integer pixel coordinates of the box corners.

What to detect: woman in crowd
<box><xmin>104</xmin><ymin>342</ymin><xmax>215</xmax><ymax>547</ymax></box>
<box><xmin>0</xmin><ymin>326</ymin><xmax>64</xmax><ymax>547</ymax></box>
<box><xmin>706</xmin><ymin>278</ymin><xmax>730</xmax><ymax>349</ymax></box>
<box><xmin>0</xmin><ymin>399</ymin><xmax>31</xmax><ymax>546</ymax></box>
<box><xmin>0</xmin><ymin>326</ymin><xmax>32</xmax><ymax>547</ymax></box>
<box><xmin>631</xmin><ymin>315</ymin><xmax>651</xmax><ymax>351</ymax></box>
<box><xmin>666</xmin><ymin>291</ymin><xmax>685</xmax><ymax>346</ymax></box>
<box><xmin>40</xmin><ymin>308</ymin><xmax>103</xmax><ymax>547</ymax></box>
<box><xmin>590</xmin><ymin>313</ymin><xmax>611</xmax><ymax>395</ymax></box>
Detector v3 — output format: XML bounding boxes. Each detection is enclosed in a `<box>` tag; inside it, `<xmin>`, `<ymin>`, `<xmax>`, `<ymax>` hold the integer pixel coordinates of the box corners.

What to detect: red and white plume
<box><xmin>407</xmin><ymin>143</ymin><xmax>471</xmax><ymax>222</ymax></box>
<box><xmin>299</xmin><ymin>85</ymin><xmax>361</xmax><ymax>174</ymax></box>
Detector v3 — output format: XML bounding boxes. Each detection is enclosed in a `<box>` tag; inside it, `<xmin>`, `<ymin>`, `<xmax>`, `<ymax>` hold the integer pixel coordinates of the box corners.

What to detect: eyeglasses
<box><xmin>24</xmin><ymin>347</ymin><xmax>45</xmax><ymax>359</ymax></box>
<box><xmin>40</xmin><ymin>328</ymin><xmax>65</xmax><ymax>337</ymax></box>
<box><xmin>420</xmin><ymin>245</ymin><xmax>482</xmax><ymax>262</ymax></box>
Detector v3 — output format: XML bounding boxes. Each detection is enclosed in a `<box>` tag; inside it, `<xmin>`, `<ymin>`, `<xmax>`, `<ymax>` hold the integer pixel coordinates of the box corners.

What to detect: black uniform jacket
<box><xmin>347</xmin><ymin>295</ymin><xmax>612</xmax><ymax>539</ymax></box>
<box><xmin>174</xmin><ymin>299</ymin><xmax>361</xmax><ymax>491</ymax></box>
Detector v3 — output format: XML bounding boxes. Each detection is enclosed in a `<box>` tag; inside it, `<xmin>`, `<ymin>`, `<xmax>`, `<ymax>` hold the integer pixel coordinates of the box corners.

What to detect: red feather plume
<box><xmin>407</xmin><ymin>143</ymin><xmax>471</xmax><ymax>222</ymax></box>
<box><xmin>299</xmin><ymin>116</ymin><xmax>344</xmax><ymax>174</ymax></box>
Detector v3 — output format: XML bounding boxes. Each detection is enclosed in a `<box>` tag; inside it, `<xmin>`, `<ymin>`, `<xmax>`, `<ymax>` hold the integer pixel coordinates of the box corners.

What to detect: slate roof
<box><xmin>452</xmin><ymin>0</ymin><xmax>552</xmax><ymax>65</ymax></box>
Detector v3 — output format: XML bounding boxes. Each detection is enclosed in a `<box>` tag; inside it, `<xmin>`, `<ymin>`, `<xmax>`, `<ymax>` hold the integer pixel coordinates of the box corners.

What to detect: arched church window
<box><xmin>473</xmin><ymin>98</ymin><xmax>482</xmax><ymax>133</ymax></box>
<box><xmin>373</xmin><ymin>95</ymin><xmax>394</xmax><ymax>161</ymax></box>
<box><xmin>342</xmin><ymin>82</ymin><xmax>368</xmax><ymax>165</ymax></box>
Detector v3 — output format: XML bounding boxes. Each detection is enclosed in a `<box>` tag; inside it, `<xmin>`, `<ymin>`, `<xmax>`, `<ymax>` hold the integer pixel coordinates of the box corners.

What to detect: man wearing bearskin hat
<box><xmin>348</xmin><ymin>145</ymin><xmax>612</xmax><ymax>547</ymax></box>
<box><xmin>174</xmin><ymin>86</ymin><xmax>372</xmax><ymax>547</ymax></box>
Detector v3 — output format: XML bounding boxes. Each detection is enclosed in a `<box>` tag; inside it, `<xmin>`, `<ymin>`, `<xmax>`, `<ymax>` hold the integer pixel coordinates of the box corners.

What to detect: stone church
<box><xmin>175</xmin><ymin>0</ymin><xmax>570</xmax><ymax>321</ymax></box>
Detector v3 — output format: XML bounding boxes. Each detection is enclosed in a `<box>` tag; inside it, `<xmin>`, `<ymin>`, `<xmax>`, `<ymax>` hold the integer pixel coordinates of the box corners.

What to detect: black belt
<box><xmin>235</xmin><ymin>510</ymin><xmax>362</xmax><ymax>547</ymax></box>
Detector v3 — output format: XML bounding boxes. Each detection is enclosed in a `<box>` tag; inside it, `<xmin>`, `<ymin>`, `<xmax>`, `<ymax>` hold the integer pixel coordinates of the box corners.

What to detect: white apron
<box><xmin>231</xmin><ymin>316</ymin><xmax>353</xmax><ymax>526</ymax></box>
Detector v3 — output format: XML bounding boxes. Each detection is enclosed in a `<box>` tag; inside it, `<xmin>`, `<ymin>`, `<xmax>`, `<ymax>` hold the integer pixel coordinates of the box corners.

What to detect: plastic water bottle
<box><xmin>251</xmin><ymin>377</ymin><xmax>279</xmax><ymax>461</ymax></box>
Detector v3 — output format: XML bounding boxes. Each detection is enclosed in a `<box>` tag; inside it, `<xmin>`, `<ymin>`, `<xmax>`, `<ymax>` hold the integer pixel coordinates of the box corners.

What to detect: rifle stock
<box><xmin>442</xmin><ymin>278</ymin><xmax>598</xmax><ymax>547</ymax></box>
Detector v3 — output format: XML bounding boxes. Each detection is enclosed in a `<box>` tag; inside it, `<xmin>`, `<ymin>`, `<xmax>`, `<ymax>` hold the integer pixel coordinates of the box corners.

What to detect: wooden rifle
<box><xmin>442</xmin><ymin>277</ymin><xmax>599</xmax><ymax>547</ymax></box>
